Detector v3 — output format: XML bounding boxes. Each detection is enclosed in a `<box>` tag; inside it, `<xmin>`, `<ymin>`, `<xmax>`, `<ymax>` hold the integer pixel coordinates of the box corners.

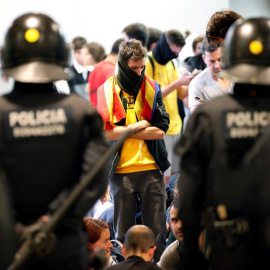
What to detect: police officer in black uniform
<box><xmin>0</xmin><ymin>13</ymin><xmax>109</xmax><ymax>269</ymax></box>
<box><xmin>0</xmin><ymin>166</ymin><xmax>16</xmax><ymax>270</ymax></box>
<box><xmin>175</xmin><ymin>17</ymin><xmax>270</xmax><ymax>270</ymax></box>
<box><xmin>243</xmin><ymin>125</ymin><xmax>270</xmax><ymax>270</ymax></box>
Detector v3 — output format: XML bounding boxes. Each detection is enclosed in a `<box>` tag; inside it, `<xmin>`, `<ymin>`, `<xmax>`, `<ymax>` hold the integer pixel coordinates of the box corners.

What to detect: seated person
<box><xmin>106</xmin><ymin>225</ymin><xmax>163</xmax><ymax>270</ymax></box>
<box><xmin>165</xmin><ymin>174</ymin><xmax>180</xmax><ymax>246</ymax></box>
<box><xmin>165</xmin><ymin>173</ymin><xmax>180</xmax><ymax>209</ymax></box>
<box><xmin>83</xmin><ymin>218</ymin><xmax>117</xmax><ymax>268</ymax></box>
<box><xmin>158</xmin><ymin>200</ymin><xmax>184</xmax><ymax>270</ymax></box>
<box><xmin>86</xmin><ymin>186</ymin><xmax>113</xmax><ymax>219</ymax></box>
<box><xmin>98</xmin><ymin>204</ymin><xmax>114</xmax><ymax>240</ymax></box>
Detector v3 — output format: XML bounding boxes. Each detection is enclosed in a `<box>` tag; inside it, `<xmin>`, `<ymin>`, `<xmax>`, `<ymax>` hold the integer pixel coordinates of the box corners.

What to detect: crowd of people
<box><xmin>0</xmin><ymin>7</ymin><xmax>270</xmax><ymax>270</ymax></box>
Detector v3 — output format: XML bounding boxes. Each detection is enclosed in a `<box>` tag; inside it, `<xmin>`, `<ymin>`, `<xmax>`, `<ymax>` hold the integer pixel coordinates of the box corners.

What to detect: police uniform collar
<box><xmin>233</xmin><ymin>83</ymin><xmax>270</xmax><ymax>98</ymax></box>
<box><xmin>13</xmin><ymin>81</ymin><xmax>57</xmax><ymax>93</ymax></box>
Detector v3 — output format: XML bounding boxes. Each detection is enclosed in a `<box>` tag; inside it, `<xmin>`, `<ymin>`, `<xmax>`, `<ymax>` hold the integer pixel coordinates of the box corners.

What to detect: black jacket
<box><xmin>106</xmin><ymin>255</ymin><xmax>163</xmax><ymax>270</ymax></box>
<box><xmin>185</xmin><ymin>53</ymin><xmax>206</xmax><ymax>72</ymax></box>
<box><xmin>67</xmin><ymin>65</ymin><xmax>89</xmax><ymax>93</ymax></box>
<box><xmin>145</xmin><ymin>89</ymin><xmax>170</xmax><ymax>173</ymax></box>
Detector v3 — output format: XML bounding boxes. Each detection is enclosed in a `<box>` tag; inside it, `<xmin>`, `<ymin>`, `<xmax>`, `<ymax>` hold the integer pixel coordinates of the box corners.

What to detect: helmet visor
<box><xmin>3</xmin><ymin>61</ymin><xmax>71</xmax><ymax>83</ymax></box>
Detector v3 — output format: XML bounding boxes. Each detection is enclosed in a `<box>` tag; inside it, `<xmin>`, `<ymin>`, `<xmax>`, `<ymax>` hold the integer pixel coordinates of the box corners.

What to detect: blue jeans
<box><xmin>110</xmin><ymin>169</ymin><xmax>166</xmax><ymax>262</ymax></box>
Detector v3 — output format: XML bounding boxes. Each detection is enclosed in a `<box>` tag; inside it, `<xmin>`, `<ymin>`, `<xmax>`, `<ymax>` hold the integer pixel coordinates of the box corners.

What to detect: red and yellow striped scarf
<box><xmin>97</xmin><ymin>75</ymin><xmax>159</xmax><ymax>130</ymax></box>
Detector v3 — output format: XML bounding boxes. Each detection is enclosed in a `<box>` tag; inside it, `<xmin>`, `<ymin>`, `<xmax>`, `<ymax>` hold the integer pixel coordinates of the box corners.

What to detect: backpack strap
<box><xmin>147</xmin><ymin>54</ymin><xmax>177</xmax><ymax>78</ymax></box>
<box><xmin>171</xmin><ymin>59</ymin><xmax>176</xmax><ymax>69</ymax></box>
<box><xmin>147</xmin><ymin>54</ymin><xmax>155</xmax><ymax>78</ymax></box>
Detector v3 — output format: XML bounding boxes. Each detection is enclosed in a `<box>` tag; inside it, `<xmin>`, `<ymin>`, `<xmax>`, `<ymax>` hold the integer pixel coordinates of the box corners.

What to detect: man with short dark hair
<box><xmin>67</xmin><ymin>36</ymin><xmax>90</xmax><ymax>99</ymax></box>
<box><xmin>185</xmin><ymin>35</ymin><xmax>207</xmax><ymax>72</ymax></box>
<box><xmin>106</xmin><ymin>225</ymin><xmax>164</xmax><ymax>270</ymax></box>
<box><xmin>146</xmin><ymin>27</ymin><xmax>162</xmax><ymax>52</ymax></box>
<box><xmin>72</xmin><ymin>36</ymin><xmax>87</xmax><ymax>51</ymax></box>
<box><xmin>192</xmin><ymin>36</ymin><xmax>204</xmax><ymax>55</ymax></box>
<box><xmin>122</xmin><ymin>22</ymin><xmax>149</xmax><ymax>47</ymax></box>
<box><xmin>158</xmin><ymin>201</ymin><xmax>184</xmax><ymax>270</ymax></box>
<box><xmin>188</xmin><ymin>40</ymin><xmax>233</xmax><ymax>112</ymax></box>
<box><xmin>88</xmin><ymin>38</ymin><xmax>124</xmax><ymax>107</ymax></box>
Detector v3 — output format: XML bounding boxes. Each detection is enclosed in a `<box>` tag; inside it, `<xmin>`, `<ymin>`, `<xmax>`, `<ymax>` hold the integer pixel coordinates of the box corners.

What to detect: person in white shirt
<box><xmin>188</xmin><ymin>40</ymin><xmax>234</xmax><ymax>113</ymax></box>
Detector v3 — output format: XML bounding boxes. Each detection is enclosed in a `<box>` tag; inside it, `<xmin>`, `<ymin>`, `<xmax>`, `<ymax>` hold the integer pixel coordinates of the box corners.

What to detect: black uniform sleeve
<box><xmin>175</xmin><ymin>110</ymin><xmax>213</xmax><ymax>270</ymax></box>
<box><xmin>151</xmin><ymin>89</ymin><xmax>170</xmax><ymax>133</ymax></box>
<box><xmin>76</xmin><ymin>111</ymin><xmax>109</xmax><ymax>210</ymax></box>
<box><xmin>58</xmin><ymin>110</ymin><xmax>110</xmax><ymax>231</ymax></box>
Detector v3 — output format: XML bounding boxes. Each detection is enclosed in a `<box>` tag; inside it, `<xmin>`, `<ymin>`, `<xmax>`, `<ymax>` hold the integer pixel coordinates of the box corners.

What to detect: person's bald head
<box><xmin>124</xmin><ymin>225</ymin><xmax>155</xmax><ymax>254</ymax></box>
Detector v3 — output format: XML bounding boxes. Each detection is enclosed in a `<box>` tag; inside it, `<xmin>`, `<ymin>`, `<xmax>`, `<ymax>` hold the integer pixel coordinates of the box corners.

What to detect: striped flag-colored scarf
<box><xmin>97</xmin><ymin>75</ymin><xmax>159</xmax><ymax>130</ymax></box>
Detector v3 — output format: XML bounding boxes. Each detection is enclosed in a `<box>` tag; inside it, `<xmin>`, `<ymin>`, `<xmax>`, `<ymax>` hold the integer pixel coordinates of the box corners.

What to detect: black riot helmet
<box><xmin>221</xmin><ymin>17</ymin><xmax>270</xmax><ymax>85</ymax></box>
<box><xmin>1</xmin><ymin>13</ymin><xmax>70</xmax><ymax>83</ymax></box>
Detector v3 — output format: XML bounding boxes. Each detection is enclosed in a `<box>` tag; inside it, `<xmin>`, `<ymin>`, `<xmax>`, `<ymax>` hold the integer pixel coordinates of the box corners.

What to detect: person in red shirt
<box><xmin>88</xmin><ymin>38</ymin><xmax>124</xmax><ymax>107</ymax></box>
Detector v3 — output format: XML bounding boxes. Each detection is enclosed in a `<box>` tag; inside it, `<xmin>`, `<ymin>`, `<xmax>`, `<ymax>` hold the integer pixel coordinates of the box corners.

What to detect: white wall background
<box><xmin>230</xmin><ymin>0</ymin><xmax>270</xmax><ymax>18</ymax></box>
<box><xmin>1</xmin><ymin>0</ymin><xmax>230</xmax><ymax>53</ymax></box>
<box><xmin>0</xmin><ymin>0</ymin><xmax>268</xmax><ymax>94</ymax></box>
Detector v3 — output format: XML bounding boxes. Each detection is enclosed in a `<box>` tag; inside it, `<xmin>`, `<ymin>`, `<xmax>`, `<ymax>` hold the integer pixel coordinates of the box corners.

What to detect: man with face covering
<box><xmin>145</xmin><ymin>30</ymin><xmax>197</xmax><ymax>181</ymax></box>
<box><xmin>97</xmin><ymin>40</ymin><xmax>170</xmax><ymax>262</ymax></box>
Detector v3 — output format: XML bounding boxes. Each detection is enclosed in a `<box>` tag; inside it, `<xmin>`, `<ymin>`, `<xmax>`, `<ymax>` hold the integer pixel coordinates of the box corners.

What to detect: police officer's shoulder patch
<box><xmin>4</xmin><ymin>106</ymin><xmax>73</xmax><ymax>140</ymax></box>
<box><xmin>223</xmin><ymin>109</ymin><xmax>270</xmax><ymax>139</ymax></box>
